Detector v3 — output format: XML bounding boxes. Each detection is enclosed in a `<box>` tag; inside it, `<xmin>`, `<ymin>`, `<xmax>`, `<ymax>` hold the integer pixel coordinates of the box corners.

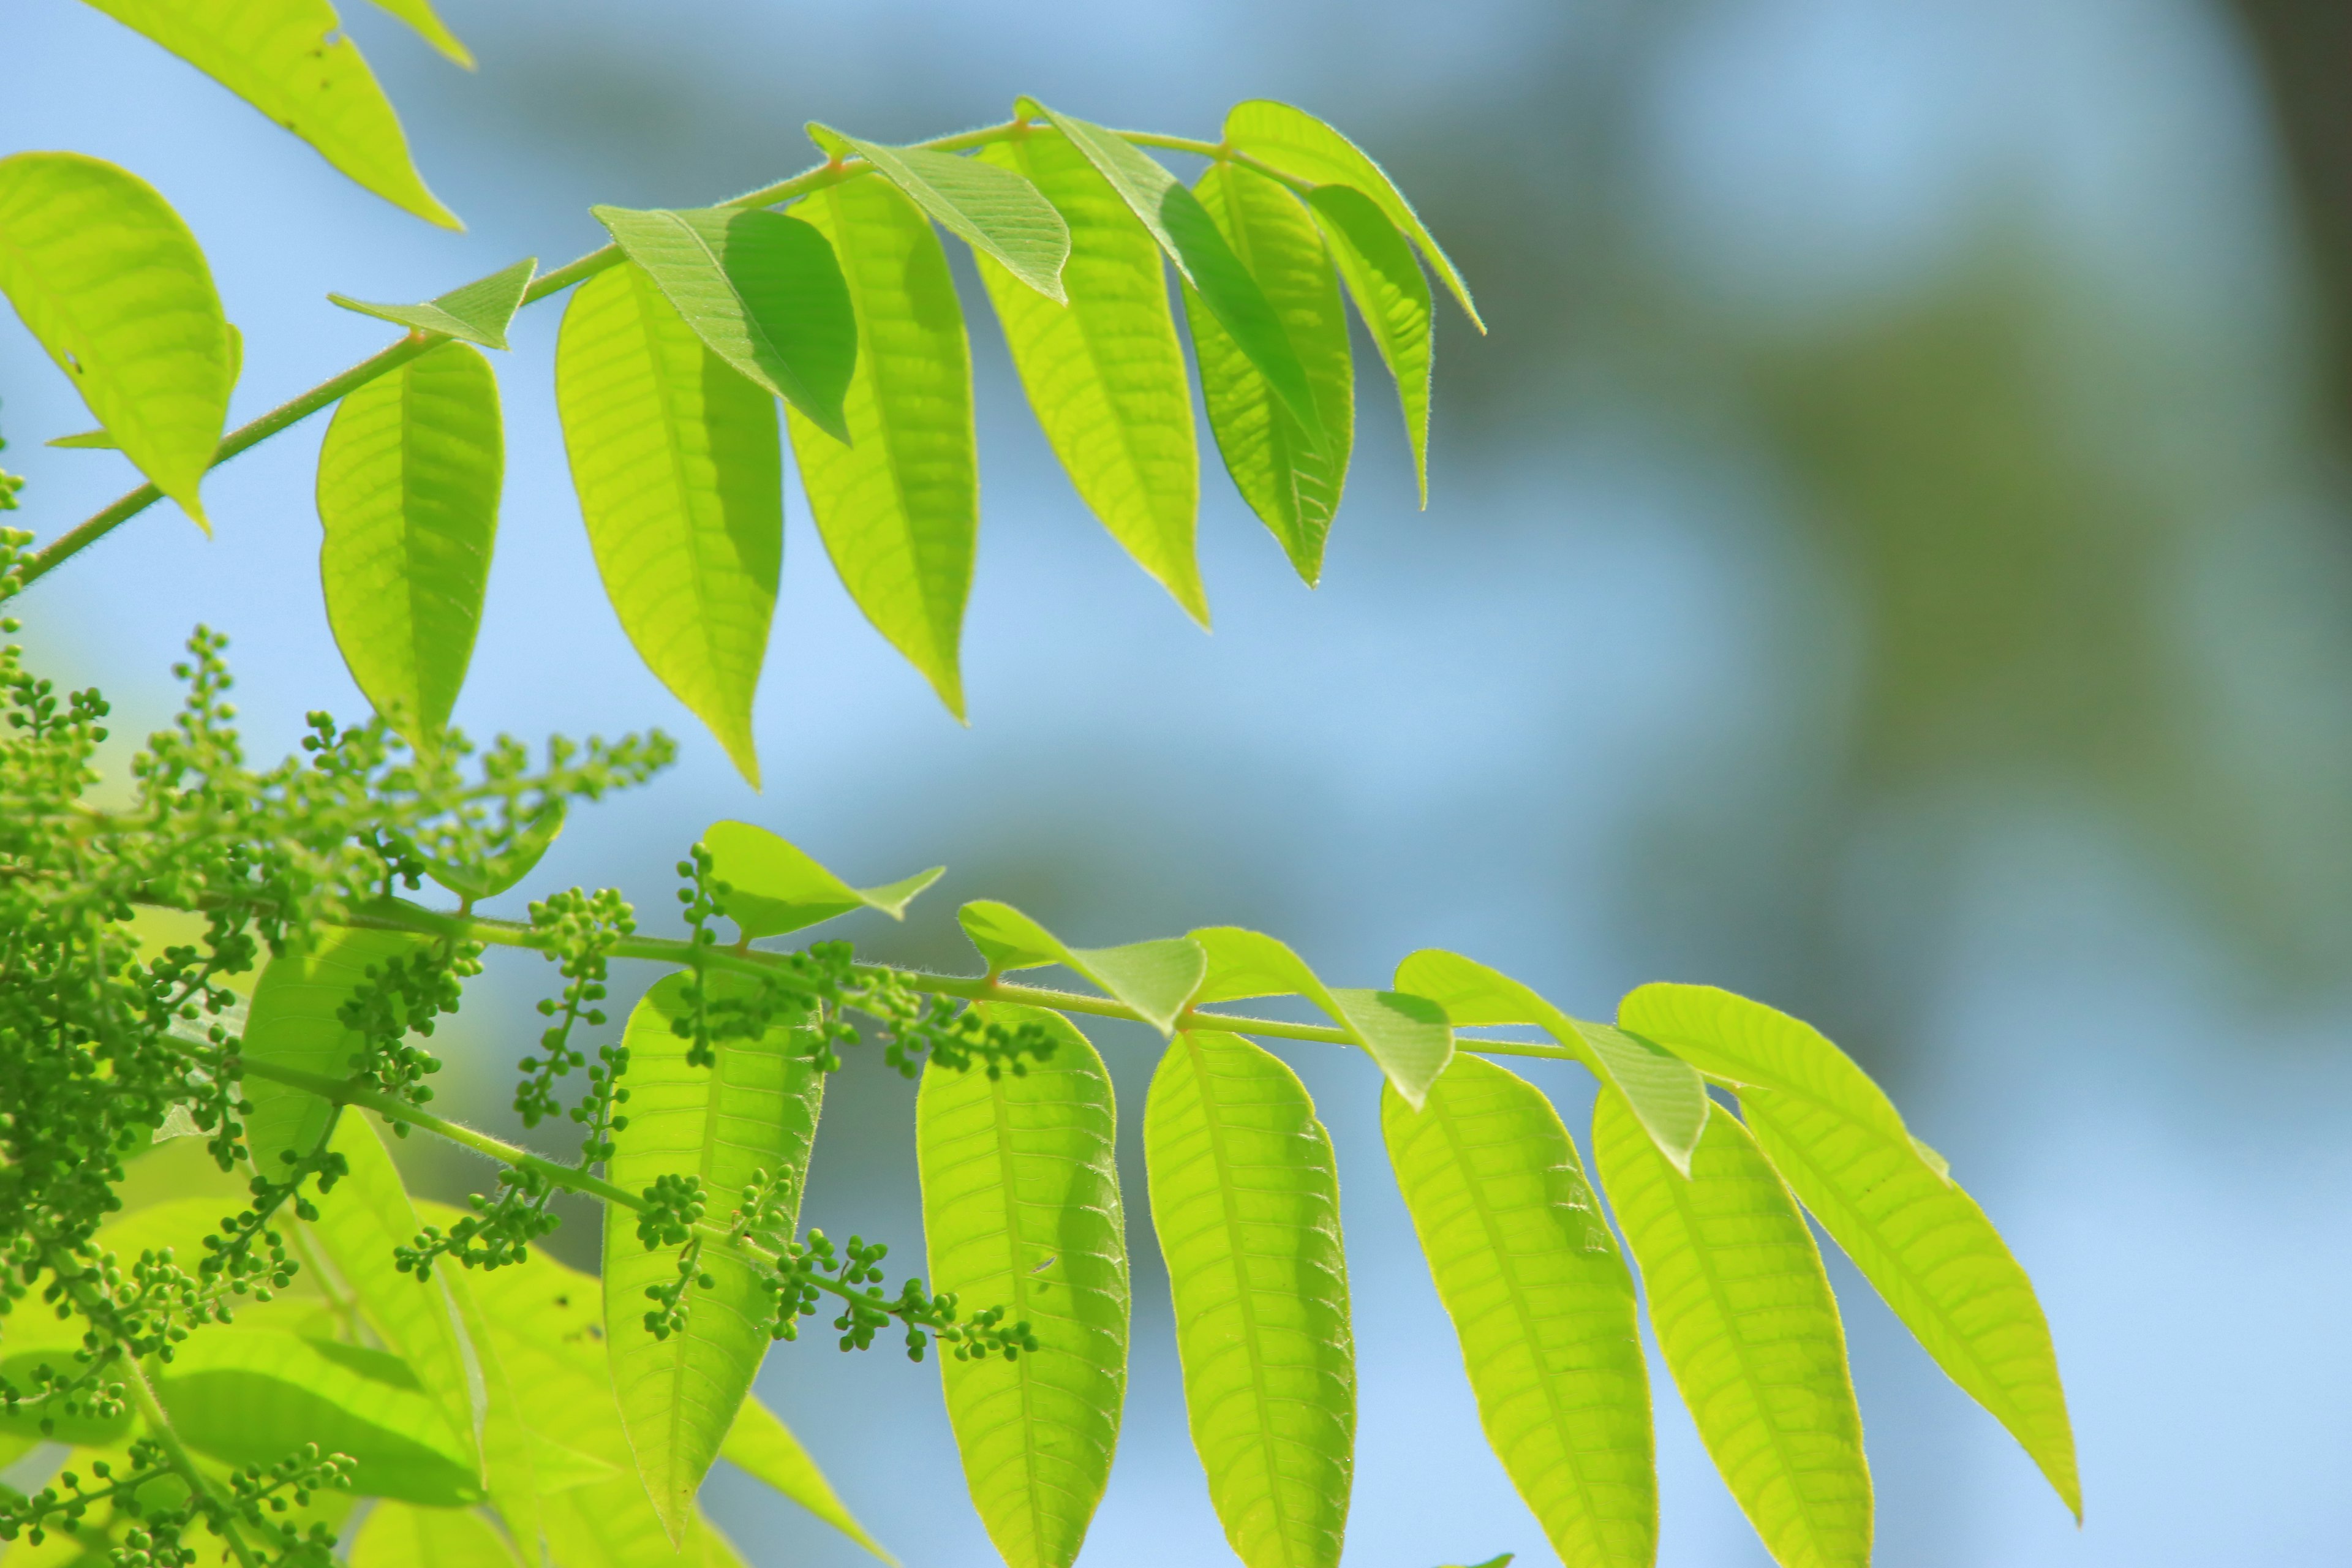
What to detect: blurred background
<box><xmin>6</xmin><ymin>0</ymin><xmax>2351</xmax><ymax>1562</ymax></box>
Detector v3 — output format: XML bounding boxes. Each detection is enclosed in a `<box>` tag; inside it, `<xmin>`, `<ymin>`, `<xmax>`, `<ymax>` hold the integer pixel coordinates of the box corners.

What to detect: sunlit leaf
<box><xmin>156</xmin><ymin>1330</ymin><xmax>480</xmax><ymax>1504</ymax></box>
<box><xmin>1022</xmin><ymin>100</ymin><xmax>1329</xmax><ymax>456</ymax></box>
<box><xmin>1396</xmin><ymin>949</ymin><xmax>1709</xmax><ymax>1174</ymax></box>
<box><xmin>239</xmin><ymin>928</ymin><xmax>424</xmax><ymax>1172</ymax></box>
<box><xmin>361</xmin><ymin>0</ymin><xmax>474</xmax><ymax>68</ymax></box>
<box><xmin>1190</xmin><ymin>925</ymin><xmax>1450</xmax><ymax>1107</ymax></box>
<box><xmin>79</xmin><ymin>0</ymin><xmax>459</xmax><ymax>227</ymax></box>
<box><xmin>920</xmin><ymin>1005</ymin><xmax>1127</xmax><ymax>1568</ymax></box>
<box><xmin>974</xmin><ymin>131</ymin><xmax>1204</xmax><ymax>623</ymax></box>
<box><xmin>603</xmin><ymin>971</ymin><xmax>825</xmax><ymax>1542</ymax></box>
<box><xmin>1309</xmin><ymin>183</ymin><xmax>1431</xmax><ymax>506</ymax></box>
<box><xmin>349</xmin><ymin>1504</ymin><xmax>519</xmax><ymax>1568</ymax></box>
<box><xmin>1185</xmin><ymin>161</ymin><xmax>1352</xmax><ymax>584</ymax></box>
<box><xmin>330</xmin><ymin>258</ymin><xmax>537</xmax><ymax>350</ymax></box>
<box><xmin>317</xmin><ymin>339</ymin><xmax>502</xmax><ymax>753</ymax></box>
<box><xmin>593</xmin><ymin>207</ymin><xmax>856</xmax><ymax>439</ymax></box>
<box><xmin>702</xmin><ymin>819</ymin><xmax>941</xmax><ymax>940</ymax></box>
<box><xmin>1145</xmin><ymin>1030</ymin><xmax>1352</xmax><ymax>1568</ymax></box>
<box><xmin>556</xmin><ymin>263</ymin><xmax>780</xmax><ymax>786</ymax></box>
<box><xmin>1592</xmin><ymin>1090</ymin><xmax>1871</xmax><ymax>1568</ymax></box>
<box><xmin>541</xmin><ymin>1481</ymin><xmax>751</xmax><ymax>1568</ymax></box>
<box><xmin>424</xmin><ymin>804</ymin><xmax>565</xmax><ymax>903</ymax></box>
<box><xmin>1617</xmin><ymin>984</ymin><xmax>1908</xmax><ymax>1145</ymax></box>
<box><xmin>957</xmin><ymin>901</ymin><xmax>1205</xmax><ymax>1035</ymax></box>
<box><xmin>1382</xmin><ymin>1055</ymin><xmax>1653</xmax><ymax>1568</ymax></box>
<box><xmin>786</xmin><ymin>175</ymin><xmax>976</xmax><ymax>717</ymax></box>
<box><xmin>811</xmin><ymin>125</ymin><xmax>1069</xmax><ymax>303</ymax></box>
<box><xmin>722</xmin><ymin>1394</ymin><xmax>895</xmax><ymax>1564</ymax></box>
<box><xmin>1223</xmin><ymin>100</ymin><xmax>1480</xmax><ymax>331</ymax></box>
<box><xmin>0</xmin><ymin>152</ymin><xmax>233</xmax><ymax>529</ymax></box>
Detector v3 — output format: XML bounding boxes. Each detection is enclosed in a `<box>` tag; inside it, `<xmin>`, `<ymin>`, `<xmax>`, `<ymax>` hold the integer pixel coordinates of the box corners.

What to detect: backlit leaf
<box><xmin>603</xmin><ymin>971</ymin><xmax>825</xmax><ymax>1542</ymax></box>
<box><xmin>361</xmin><ymin>0</ymin><xmax>474</xmax><ymax>68</ymax></box>
<box><xmin>156</xmin><ymin>1330</ymin><xmax>480</xmax><ymax>1504</ymax></box>
<box><xmin>957</xmin><ymin>901</ymin><xmax>1205</xmax><ymax>1035</ymax></box>
<box><xmin>1592</xmin><ymin>1091</ymin><xmax>1871</xmax><ymax>1568</ymax></box>
<box><xmin>1617</xmin><ymin>984</ymin><xmax>1909</xmax><ymax>1145</ymax></box>
<box><xmin>786</xmin><ymin>175</ymin><xmax>976</xmax><ymax>717</ymax></box>
<box><xmin>0</xmin><ymin>152</ymin><xmax>233</xmax><ymax>529</ymax></box>
<box><xmin>316</xmin><ymin>339</ymin><xmax>502</xmax><ymax>752</ymax></box>
<box><xmin>1023</xmin><ymin>102</ymin><xmax>1327</xmax><ymax>458</ymax></box>
<box><xmin>1396</xmin><ymin>949</ymin><xmax>1709</xmax><ymax>1175</ymax></box>
<box><xmin>920</xmin><ymin>1006</ymin><xmax>1127</xmax><ymax>1568</ymax></box>
<box><xmin>239</xmin><ymin>927</ymin><xmax>424</xmax><ymax>1171</ymax></box>
<box><xmin>424</xmin><ymin>803</ymin><xmax>565</xmax><ymax>903</ymax></box>
<box><xmin>1185</xmin><ymin>161</ymin><xmax>1352</xmax><ymax>584</ymax></box>
<box><xmin>1382</xmin><ymin>1055</ymin><xmax>1653</xmax><ymax>1568</ymax></box>
<box><xmin>330</xmin><ymin>258</ymin><xmax>537</xmax><ymax>350</ymax></box>
<box><xmin>813</xmin><ymin>126</ymin><xmax>1069</xmax><ymax>303</ymax></box>
<box><xmin>1223</xmin><ymin>100</ymin><xmax>1480</xmax><ymax>331</ymax></box>
<box><xmin>702</xmin><ymin>820</ymin><xmax>942</xmax><ymax>940</ymax></box>
<box><xmin>723</xmin><ymin>1395</ymin><xmax>895</xmax><ymax>1564</ymax></box>
<box><xmin>556</xmin><ymin>263</ymin><xmax>780</xmax><ymax>786</ymax></box>
<box><xmin>1190</xmin><ymin>926</ymin><xmax>1450</xmax><ymax>1108</ymax></box>
<box><xmin>79</xmin><ymin>0</ymin><xmax>459</xmax><ymax>227</ymax></box>
<box><xmin>1308</xmin><ymin>184</ymin><xmax>1431</xmax><ymax>506</ymax></box>
<box><xmin>1145</xmin><ymin>1030</ymin><xmax>1352</xmax><ymax>1568</ymax></box>
<box><xmin>974</xmin><ymin>132</ymin><xmax>1204</xmax><ymax>623</ymax></box>
<box><xmin>541</xmin><ymin>1482</ymin><xmax>750</xmax><ymax>1568</ymax></box>
<box><xmin>593</xmin><ymin>207</ymin><xmax>856</xmax><ymax>439</ymax></box>
<box><xmin>349</xmin><ymin>1504</ymin><xmax>519</xmax><ymax>1568</ymax></box>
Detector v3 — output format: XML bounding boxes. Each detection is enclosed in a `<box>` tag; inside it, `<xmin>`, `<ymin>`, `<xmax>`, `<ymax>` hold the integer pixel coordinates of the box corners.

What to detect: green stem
<box><xmin>121</xmin><ymin>1357</ymin><xmax>260</xmax><ymax>1568</ymax></box>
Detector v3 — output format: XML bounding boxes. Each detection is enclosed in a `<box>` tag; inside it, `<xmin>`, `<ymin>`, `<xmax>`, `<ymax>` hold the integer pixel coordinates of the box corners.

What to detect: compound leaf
<box><xmin>330</xmin><ymin>257</ymin><xmax>536</xmax><ymax>350</ymax></box>
<box><xmin>1185</xmin><ymin>162</ymin><xmax>1352</xmax><ymax>584</ymax></box>
<box><xmin>0</xmin><ymin>151</ymin><xmax>233</xmax><ymax>529</ymax></box>
<box><xmin>1189</xmin><ymin>925</ymin><xmax>1450</xmax><ymax>1108</ymax></box>
<box><xmin>1145</xmin><ymin>1031</ymin><xmax>1352</xmax><ymax>1568</ymax></box>
<box><xmin>702</xmin><ymin>820</ymin><xmax>941</xmax><ymax>940</ymax></box>
<box><xmin>603</xmin><ymin>971</ymin><xmax>826</xmax><ymax>1542</ymax></box>
<box><xmin>1308</xmin><ymin>184</ymin><xmax>1431</xmax><ymax>505</ymax></box>
<box><xmin>1592</xmin><ymin>1090</ymin><xmax>1870</xmax><ymax>1568</ymax></box>
<box><xmin>813</xmin><ymin>127</ymin><xmax>1069</xmax><ymax>303</ymax></box>
<box><xmin>920</xmin><ymin>1006</ymin><xmax>1127</xmax><ymax>1568</ymax></box>
<box><xmin>79</xmin><ymin>0</ymin><xmax>459</xmax><ymax>227</ymax></box>
<box><xmin>1021</xmin><ymin>100</ymin><xmax>1328</xmax><ymax>456</ymax></box>
<box><xmin>593</xmin><ymin>207</ymin><xmax>855</xmax><ymax>439</ymax></box>
<box><xmin>316</xmin><ymin>339</ymin><xmax>502</xmax><ymax>753</ymax></box>
<box><xmin>974</xmin><ymin>132</ymin><xmax>1204</xmax><ymax>623</ymax></box>
<box><xmin>1223</xmin><ymin>100</ymin><xmax>1479</xmax><ymax>331</ymax></box>
<box><xmin>1396</xmin><ymin>950</ymin><xmax>1709</xmax><ymax>1175</ymax></box>
<box><xmin>361</xmin><ymin>0</ymin><xmax>474</xmax><ymax>68</ymax></box>
<box><xmin>1382</xmin><ymin>1055</ymin><xmax>1654</xmax><ymax>1568</ymax></box>
<box><xmin>556</xmin><ymin>263</ymin><xmax>780</xmax><ymax>786</ymax></box>
<box><xmin>786</xmin><ymin>176</ymin><xmax>976</xmax><ymax>717</ymax></box>
<box><xmin>350</xmin><ymin>1504</ymin><xmax>519</xmax><ymax>1568</ymax></box>
<box><xmin>239</xmin><ymin>927</ymin><xmax>424</xmax><ymax>1172</ymax></box>
<box><xmin>958</xmin><ymin>901</ymin><xmax>1205</xmax><ymax>1035</ymax></box>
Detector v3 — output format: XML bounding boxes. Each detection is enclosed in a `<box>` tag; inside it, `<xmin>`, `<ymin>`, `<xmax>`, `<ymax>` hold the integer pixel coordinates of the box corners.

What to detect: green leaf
<box><xmin>349</xmin><ymin>1505</ymin><xmax>520</xmax><ymax>1568</ymax></box>
<box><xmin>592</xmin><ymin>208</ymin><xmax>856</xmax><ymax>439</ymax></box>
<box><xmin>0</xmin><ymin>152</ymin><xmax>233</xmax><ymax>529</ymax></box>
<box><xmin>1144</xmin><ymin>1031</ymin><xmax>1352</xmax><ymax>1568</ymax></box>
<box><xmin>785</xmin><ymin>175</ymin><xmax>977</xmax><ymax>718</ymax></box>
<box><xmin>1395</xmin><ymin>950</ymin><xmax>1709</xmax><ymax>1175</ymax></box>
<box><xmin>1382</xmin><ymin>1055</ymin><xmax>1653</xmax><ymax>1568</ymax></box>
<box><xmin>919</xmin><ymin>1006</ymin><xmax>1127</xmax><ymax>1568</ymax></box>
<box><xmin>541</xmin><ymin>1483</ymin><xmax>750</xmax><ymax>1568</ymax></box>
<box><xmin>316</xmin><ymin>339</ymin><xmax>503</xmax><ymax>753</ymax></box>
<box><xmin>1591</xmin><ymin>1090</ymin><xmax>1870</xmax><ymax>1568</ymax></box>
<box><xmin>78</xmin><ymin>0</ymin><xmax>459</xmax><ymax>228</ymax></box>
<box><xmin>555</xmin><ymin>262</ymin><xmax>781</xmax><ymax>786</ymax></box>
<box><xmin>1223</xmin><ymin>100</ymin><xmax>1480</xmax><ymax>332</ymax></box>
<box><xmin>701</xmin><ymin>820</ymin><xmax>941</xmax><ymax>940</ymax></box>
<box><xmin>1022</xmin><ymin>101</ymin><xmax>1329</xmax><ymax>457</ymax></box>
<box><xmin>303</xmin><ymin>1117</ymin><xmax>484</xmax><ymax>1486</ymax></box>
<box><xmin>1308</xmin><ymin>184</ymin><xmax>1432</xmax><ymax>507</ymax></box>
<box><xmin>1189</xmin><ymin>926</ymin><xmax>1450</xmax><ymax>1108</ymax></box>
<box><xmin>603</xmin><ymin>971</ymin><xmax>825</xmax><ymax>1542</ymax></box>
<box><xmin>443</xmin><ymin>1253</ymin><xmax>552</xmax><ymax>1566</ymax></box>
<box><xmin>423</xmin><ymin>803</ymin><xmax>565</xmax><ymax>903</ymax></box>
<box><xmin>1741</xmin><ymin>1095</ymin><xmax>2079</xmax><ymax>1518</ymax></box>
<box><xmin>957</xmin><ymin>901</ymin><xmax>1205</xmax><ymax>1035</ymax></box>
<box><xmin>361</xmin><ymin>0</ymin><xmax>475</xmax><ymax>68</ymax></box>
<box><xmin>722</xmin><ymin>1395</ymin><xmax>895</xmax><ymax>1564</ymax></box>
<box><xmin>239</xmin><ymin>928</ymin><xmax>424</xmax><ymax>1172</ymax></box>
<box><xmin>973</xmin><ymin>132</ymin><xmax>1204</xmax><ymax>623</ymax></box>
<box><xmin>46</xmin><ymin>428</ymin><xmax>120</xmax><ymax>449</ymax></box>
<box><xmin>811</xmin><ymin>126</ymin><xmax>1069</xmax><ymax>303</ymax></box>
<box><xmin>156</xmin><ymin>1330</ymin><xmax>480</xmax><ymax>1504</ymax></box>
<box><xmin>330</xmin><ymin>258</ymin><xmax>537</xmax><ymax>351</ymax></box>
<box><xmin>1617</xmin><ymin>984</ymin><xmax>1909</xmax><ymax>1144</ymax></box>
<box><xmin>1185</xmin><ymin>161</ymin><xmax>1352</xmax><ymax>584</ymax></box>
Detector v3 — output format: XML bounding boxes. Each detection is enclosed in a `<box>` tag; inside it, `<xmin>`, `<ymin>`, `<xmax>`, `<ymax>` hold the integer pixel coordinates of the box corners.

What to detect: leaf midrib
<box><xmin>984</xmin><ymin>1066</ymin><xmax>1054</xmax><ymax>1559</ymax></box>
<box><xmin>624</xmin><ymin>266</ymin><xmax>724</xmax><ymax>701</ymax></box>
